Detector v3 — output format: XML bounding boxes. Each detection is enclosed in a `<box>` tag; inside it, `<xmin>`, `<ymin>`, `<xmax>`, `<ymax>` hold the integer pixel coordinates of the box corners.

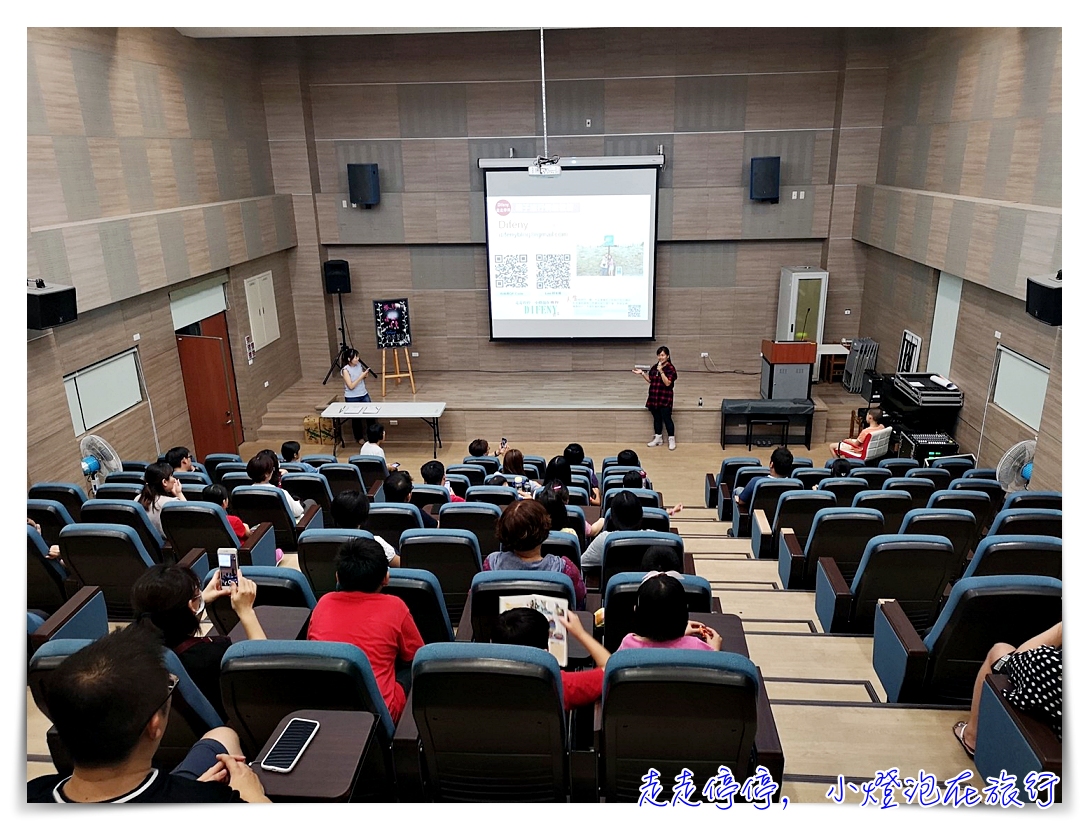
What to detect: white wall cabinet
<box><xmin>244</xmin><ymin>271</ymin><xmax>280</xmax><ymax>351</ymax></box>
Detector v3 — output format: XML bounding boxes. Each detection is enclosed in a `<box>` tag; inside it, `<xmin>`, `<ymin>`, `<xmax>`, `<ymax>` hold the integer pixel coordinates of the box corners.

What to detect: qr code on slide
<box><xmin>536</xmin><ymin>254</ymin><xmax>571</xmax><ymax>289</ymax></box>
<box><xmin>628</xmin><ymin>304</ymin><xmax>642</xmax><ymax>318</ymax></box>
<box><xmin>494</xmin><ymin>255</ymin><xmax>528</xmax><ymax>288</ymax></box>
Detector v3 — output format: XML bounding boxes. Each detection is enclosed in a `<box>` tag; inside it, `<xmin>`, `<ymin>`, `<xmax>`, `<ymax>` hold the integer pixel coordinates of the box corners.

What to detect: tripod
<box><xmin>323</xmin><ymin>293</ymin><xmax>353</xmax><ymax>385</ymax></box>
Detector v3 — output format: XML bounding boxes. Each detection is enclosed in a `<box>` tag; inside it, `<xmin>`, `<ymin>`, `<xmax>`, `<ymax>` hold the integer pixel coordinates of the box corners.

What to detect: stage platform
<box><xmin>254</xmin><ymin>370</ymin><xmax>862</xmax><ymax>450</ymax></box>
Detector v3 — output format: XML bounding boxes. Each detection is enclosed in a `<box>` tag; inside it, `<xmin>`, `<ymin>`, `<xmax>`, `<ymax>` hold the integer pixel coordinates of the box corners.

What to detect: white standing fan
<box><xmin>995</xmin><ymin>440</ymin><xmax>1036</xmax><ymax>493</ymax></box>
<box><xmin>78</xmin><ymin>435</ymin><xmax>124</xmax><ymax>494</ymax></box>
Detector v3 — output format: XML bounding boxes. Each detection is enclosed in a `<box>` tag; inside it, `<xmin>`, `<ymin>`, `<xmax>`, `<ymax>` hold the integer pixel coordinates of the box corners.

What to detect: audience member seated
<box><xmin>564</xmin><ymin>443</ymin><xmax>600</xmax><ymax>505</ymax></box>
<box><xmin>246</xmin><ymin>452</ymin><xmax>304</xmax><ymax>520</ymax></box>
<box><xmin>28</xmin><ymin>517</ymin><xmax>62</xmax><ymax>561</ymax></box>
<box><xmin>131</xmin><ymin>565</ymin><xmax>266</xmax><ymax>721</ymax></box>
<box><xmin>641</xmin><ymin>545</ymin><xmax>684</xmax><ymax>573</ymax></box>
<box><xmin>735</xmin><ymin>446</ymin><xmax>794</xmax><ymax>509</ymax></box>
<box><xmin>200</xmin><ymin>484</ymin><xmax>250</xmax><ymax>542</ymax></box>
<box><xmin>542</xmin><ymin>456</ymin><xmax>573</xmax><ymax>489</ymax></box>
<box><xmin>281</xmin><ymin>441</ymin><xmax>317</xmax><ymax>473</ymax></box>
<box><xmin>468</xmin><ymin>438</ymin><xmax>497</xmax><ymax>459</ymax></box>
<box><xmin>307</xmin><ymin>537</ymin><xmax>424</xmax><ymax>723</ymax></box>
<box><xmin>615</xmin><ymin>572</ymin><xmax>723</xmax><ymax>652</ymax></box>
<box><xmin>824</xmin><ymin>458</ymin><xmax>854</xmax><ymax>482</ymax></box>
<box><xmin>385</xmin><ymin>470</ymin><xmax>438</xmax><ymax>528</ymax></box>
<box><xmin>482</xmin><ymin>500</ymin><xmax>587</xmax><ymax>608</ymax></box>
<box><xmin>420</xmin><ymin>460</ymin><xmax>465</xmax><ymax>502</ymax></box>
<box><xmin>953</xmin><ymin>622</ymin><xmax>1062</xmax><ymax>758</ymax></box>
<box><xmin>360</xmin><ymin>422</ymin><xmax>398</xmax><ymax>469</ymax></box>
<box><xmin>330</xmin><ymin>490</ymin><xmax>401</xmax><ymax>566</ymax></box>
<box><xmin>135</xmin><ymin>461</ymin><xmax>186</xmax><ymax>536</ymax></box>
<box><xmin>26</xmin><ymin>625</ymin><xmax>269</xmax><ymax>803</ymax></box>
<box><xmin>581</xmin><ymin>490</ymin><xmax>644</xmax><ymax>567</ymax></box>
<box><xmin>166</xmin><ymin>446</ymin><xmax>194</xmax><ymax>475</ymax></box>
<box><xmin>621</xmin><ymin>470</ymin><xmax>683</xmax><ymax>516</ymax></box>
<box><xmin>492</xmin><ymin>607</ymin><xmax>610</xmax><ymax>710</ymax></box>
<box><xmin>830</xmin><ymin>407</ymin><xmax>886</xmax><ymax>458</ymax></box>
<box><xmin>535</xmin><ymin>481</ymin><xmax>589</xmax><ymax>541</ymax></box>
<box><xmin>500</xmin><ymin>449</ymin><xmax>536</xmax><ymax>494</ymax></box>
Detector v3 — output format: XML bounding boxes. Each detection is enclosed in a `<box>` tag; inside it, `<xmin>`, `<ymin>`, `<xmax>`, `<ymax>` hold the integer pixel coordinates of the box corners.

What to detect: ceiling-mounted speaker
<box><xmin>1025</xmin><ymin>271</ymin><xmax>1061</xmax><ymax>326</ymax></box>
<box><xmin>323</xmin><ymin>260</ymin><xmax>351</xmax><ymax>295</ymax></box>
<box><xmin>347</xmin><ymin>163</ymin><xmax>380</xmax><ymax>208</ymax></box>
<box><xmin>750</xmin><ymin>156</ymin><xmax>780</xmax><ymax>203</ymax></box>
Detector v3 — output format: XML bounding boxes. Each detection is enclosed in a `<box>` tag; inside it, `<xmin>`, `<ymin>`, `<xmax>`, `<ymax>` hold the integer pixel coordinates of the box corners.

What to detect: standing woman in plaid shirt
<box><xmin>633</xmin><ymin>346</ymin><xmax>679</xmax><ymax>450</ymax></box>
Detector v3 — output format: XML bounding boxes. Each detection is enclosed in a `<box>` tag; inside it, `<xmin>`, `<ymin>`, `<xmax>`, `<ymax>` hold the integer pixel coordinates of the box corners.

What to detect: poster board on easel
<box><xmin>373</xmin><ymin>298</ymin><xmax>416</xmax><ymax>396</ymax></box>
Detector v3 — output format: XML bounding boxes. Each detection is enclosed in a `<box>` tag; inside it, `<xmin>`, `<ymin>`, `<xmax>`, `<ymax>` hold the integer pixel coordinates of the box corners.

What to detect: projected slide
<box><xmin>483</xmin><ymin>167</ymin><xmax>659</xmax><ymax>339</ymax></box>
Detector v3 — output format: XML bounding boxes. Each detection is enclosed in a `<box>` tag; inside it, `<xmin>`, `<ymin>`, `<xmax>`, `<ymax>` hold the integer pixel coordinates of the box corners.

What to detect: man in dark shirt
<box><xmin>384</xmin><ymin>470</ymin><xmax>439</xmax><ymax>528</ymax></box>
<box><xmin>27</xmin><ymin>625</ymin><xmax>268</xmax><ymax>803</ymax></box>
<box><xmin>734</xmin><ymin>446</ymin><xmax>794</xmax><ymax>509</ymax></box>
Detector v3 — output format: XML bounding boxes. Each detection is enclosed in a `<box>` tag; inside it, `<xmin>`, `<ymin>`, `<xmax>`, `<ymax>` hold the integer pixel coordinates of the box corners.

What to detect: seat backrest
<box><xmin>443</xmin><ymin>473</ymin><xmax>470</xmax><ymax>499</ymax></box>
<box><xmin>541</xmin><ymin>531</ymin><xmax>581</xmax><ymax>567</ymax></box>
<box><xmin>231</xmin><ymin>485</ymin><xmax>305</xmax><ymax>549</ymax></box>
<box><xmin>463</xmin><ymin>455</ymin><xmax>499</xmax><ymax>474</ymax></box>
<box><xmin>28</xmin><ymin>525</ymin><xmax>69</xmax><ymax>615</ymax></box>
<box><xmin>963</xmin><ymin>467</ymin><xmax>998</xmax><ymax>480</ymax></box>
<box><xmin>94</xmin><ymin>483</ymin><xmax>144</xmax><ymax>500</ymax></box>
<box><xmin>399</xmin><ymin>528</ymin><xmax>483</xmax><ymax>621</ymax></box>
<box><xmin>219</xmin><ymin>471</ymin><xmax>252</xmax><ymax>495</ymax></box>
<box><xmin>469</xmin><ymin>571</ymin><xmax>576</xmax><ymax>645</ymax></box>
<box><xmin>81</xmin><ymin>499</ymin><xmax>167</xmax><ymax>564</ymax></box>
<box><xmin>790</xmin><ymin>457</ymin><xmax>814</xmax><ymax>471</ymax></box>
<box><xmin>465</xmin><ymin>485</ymin><xmax>518</xmax><ymax>506</ymax></box>
<box><xmin>962</xmin><ymin>535</ymin><xmax>1062</xmax><ymax>580</ymax></box>
<box><xmin>364</xmin><ymin>504</ymin><xmax>424</xmax><ymax>551</ymax></box>
<box><xmin>301</xmin><ymin>454</ymin><xmax>337</xmax><ymax>467</ymax></box>
<box><xmin>601</xmin><ymin>572</ymin><xmax>712</xmax><ymax>653</ymax></box>
<box><xmin>927</xmin><ymin>489</ymin><xmax>994</xmax><ymax>538</ymax></box>
<box><xmin>601</xmin><ymin>531</ymin><xmax>685</xmax><ymax>592</ymax></box>
<box><xmin>803</xmin><ymin>508</ymin><xmax>885</xmax><ymax>587</ymax></box>
<box><xmin>437</xmin><ymin>502</ymin><xmax>502</xmax><ymax>562</ymax></box>
<box><xmin>923</xmin><ymin>576</ymin><xmax>1063</xmax><ymax>704</ymax></box>
<box><xmin>523</xmin><ymin>454</ymin><xmax>548</xmax><ymax>471</ymax></box>
<box><xmin>600</xmin><ymin>649</ymin><xmax>760</xmax><ymax>802</ymax></box>
<box><xmin>280</xmin><ymin>473</ymin><xmax>335</xmax><ymax>516</ymax></box>
<box><xmin>987</xmin><ymin>508</ymin><xmax>1063</xmax><ymax>540</ymax></box>
<box><xmin>201</xmin><ymin>566</ymin><xmax>316</xmax><ymax>635</ymax></box>
<box><xmin>160</xmin><ymin>501</ymin><xmax>241</xmax><ymax>561</ymax></box>
<box><xmin>565</xmin><ymin>506</ymin><xmax>588</xmax><ymax>551</ymax></box>
<box><xmin>411</xmin><ymin>642</ymin><xmax>567</xmax><ymax>802</ymax></box>
<box><xmin>447</xmin><ymin>464</ymin><xmax>486</xmax><ymax>487</ymax></box>
<box><xmin>58</xmin><ymin>523</ymin><xmax>156</xmax><ymax>618</ymax></box>
<box><xmin>637</xmin><ymin>507</ymin><xmax>671</xmax><ymax>533</ymax></box>
<box><xmin>878</xmin><ymin>458</ymin><xmax>921</xmax><ymax>476</ymax></box>
<box><xmin>26</xmin><ymin>499</ymin><xmax>76</xmax><ymax>548</ymax></box>
<box><xmin>851</xmin><ymin>534</ymin><xmax>960</xmax><ymax>632</ymax></box>
<box><xmin>175</xmin><ymin>471</ymin><xmax>212</xmax><ymax>486</ymax></box>
<box><xmin>928</xmin><ymin>456</ymin><xmax>975</xmax><ymax>479</ymax></box>
<box><xmin>211</xmin><ymin>462</ymin><xmax>248</xmax><ymax>485</ymax></box>
<box><xmin>1003</xmin><ymin>491</ymin><xmax>1062</xmax><ymax>513</ymax></box>
<box><xmin>750</xmin><ymin>478</ymin><xmax>803</xmax><ymax>516</ymax></box>
<box><xmin>319</xmin><ymin>463</ymin><xmax>367</xmax><ymax>497</ymax></box>
<box><xmin>384</xmin><ymin>568</ymin><xmax>454</xmax><ymax>643</ymax></box>
<box><xmin>850</xmin><ymin>467</ymin><xmax>892</xmax><ymax>489</ymax></box>
<box><xmin>296</xmin><ymin>528</ymin><xmax>375</xmax><ymax>598</ymax></box>
<box><xmin>898</xmin><ymin>508</ymin><xmax>979</xmax><ymax>564</ymax></box>
<box><xmin>567</xmin><ymin>485</ymin><xmax>590</xmax><ymax>506</ymax></box>
<box><xmin>279</xmin><ymin>462</ymin><xmax>307</xmax><ymax>474</ymax></box>
<box><xmin>906</xmin><ymin>466</ymin><xmax>952</xmax><ymax>489</ymax></box>
<box><xmin>602</xmin><ymin>487</ymin><xmax>660</xmax><ymax>511</ymax></box>
<box><xmin>716</xmin><ymin>457</ymin><xmax>760</xmax><ymax>489</ymax></box>
<box><xmin>950</xmin><ymin>478</ymin><xmax>1006</xmax><ymax>526</ymax></box>
<box><xmin>219</xmin><ymin>640</ymin><xmax>395</xmax><ymax>757</ymax></box>
<box><xmin>121</xmin><ymin>460</ymin><xmax>150</xmax><ymax>473</ymax></box>
<box><xmin>818</xmin><ymin>476</ymin><xmax>870</xmax><ymax>506</ymax></box>
<box><xmin>180</xmin><ymin>483</ymin><xmax>209</xmax><ymax>501</ymax></box>
<box><xmin>28</xmin><ymin>483</ymin><xmax>86</xmax><ymax>522</ymax></box>
<box><xmin>410</xmin><ymin>484</ymin><xmax>451</xmax><ymax>509</ymax></box>
<box><xmin>794</xmin><ymin>468</ymin><xmax>831</xmax><ymax>489</ymax></box>
<box><xmin>860</xmin><ymin>426</ymin><xmax>893</xmax><ymax>459</ymax></box>
<box><xmin>203</xmin><ymin>453</ymin><xmax>243</xmax><ymax>482</ymax></box>
<box><xmin>104</xmin><ymin>471</ymin><xmax>146</xmax><ymax>485</ymax></box>
<box><xmin>852</xmin><ymin>489</ymin><xmax>913</xmax><ymax>535</ymax></box>
<box><xmin>771</xmin><ymin>491</ymin><xmax>836</xmax><ymax>546</ymax></box>
<box><xmin>882</xmin><ymin>476</ymin><xmax>937</xmax><ymax>510</ymax></box>
<box><xmin>348</xmin><ymin>455</ymin><xmax>390</xmax><ymax>489</ymax></box>
<box><xmin>825</xmin><ymin>458</ymin><xmax>865</xmax><ymax>469</ymax></box>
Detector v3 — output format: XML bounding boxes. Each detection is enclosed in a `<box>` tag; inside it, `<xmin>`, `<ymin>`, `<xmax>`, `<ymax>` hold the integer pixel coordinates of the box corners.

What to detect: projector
<box><xmin>528</xmin><ymin>161</ymin><xmax>562</xmax><ymax>177</ymax></box>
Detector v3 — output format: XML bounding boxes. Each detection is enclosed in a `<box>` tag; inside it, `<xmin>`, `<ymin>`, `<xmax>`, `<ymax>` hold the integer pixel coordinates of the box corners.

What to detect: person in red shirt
<box><xmin>492</xmin><ymin>607</ymin><xmax>611</xmax><ymax>710</ymax></box>
<box><xmin>201</xmin><ymin>484</ymin><xmax>249</xmax><ymax>542</ymax></box>
<box><xmin>307</xmin><ymin>537</ymin><xmax>424</xmax><ymax>722</ymax></box>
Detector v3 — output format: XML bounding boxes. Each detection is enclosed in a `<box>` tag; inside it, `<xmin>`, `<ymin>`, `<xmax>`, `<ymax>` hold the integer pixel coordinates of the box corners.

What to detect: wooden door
<box><xmin>199</xmin><ymin>313</ymin><xmax>244</xmax><ymax>446</ymax></box>
<box><xmin>176</xmin><ymin>334</ymin><xmax>238</xmax><ymax>459</ymax></box>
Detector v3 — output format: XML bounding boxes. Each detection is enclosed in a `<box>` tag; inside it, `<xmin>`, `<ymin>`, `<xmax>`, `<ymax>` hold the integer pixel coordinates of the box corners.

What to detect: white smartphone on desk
<box><xmin>260</xmin><ymin>717</ymin><xmax>320</xmax><ymax>773</ymax></box>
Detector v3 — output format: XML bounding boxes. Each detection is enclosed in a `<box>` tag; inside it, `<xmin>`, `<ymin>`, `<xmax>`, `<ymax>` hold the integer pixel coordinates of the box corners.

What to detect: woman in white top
<box><xmin>341</xmin><ymin>348</ymin><xmax>371</xmax><ymax>445</ymax></box>
<box><xmin>246</xmin><ymin>451</ymin><xmax>305</xmax><ymax>520</ymax></box>
<box><xmin>135</xmin><ymin>462</ymin><xmax>185</xmax><ymax>536</ymax></box>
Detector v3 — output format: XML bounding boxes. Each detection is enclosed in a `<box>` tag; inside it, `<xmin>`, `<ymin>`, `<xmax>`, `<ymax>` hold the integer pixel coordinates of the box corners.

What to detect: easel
<box><xmin>381</xmin><ymin>348</ymin><xmax>416</xmax><ymax>396</ymax></box>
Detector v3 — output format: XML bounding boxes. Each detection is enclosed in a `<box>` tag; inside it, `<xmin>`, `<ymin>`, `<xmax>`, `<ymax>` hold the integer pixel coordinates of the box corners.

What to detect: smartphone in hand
<box><xmin>218</xmin><ymin>548</ymin><xmax>239</xmax><ymax>587</ymax></box>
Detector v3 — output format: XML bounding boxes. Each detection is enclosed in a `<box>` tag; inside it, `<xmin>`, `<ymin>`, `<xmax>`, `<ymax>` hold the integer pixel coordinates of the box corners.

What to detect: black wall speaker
<box><xmin>347</xmin><ymin>163</ymin><xmax>380</xmax><ymax>208</ymax></box>
<box><xmin>750</xmin><ymin>156</ymin><xmax>781</xmax><ymax>203</ymax></box>
<box><xmin>323</xmin><ymin>260</ymin><xmax>351</xmax><ymax>295</ymax></box>
<box><xmin>28</xmin><ymin>282</ymin><xmax>77</xmax><ymax>329</ymax></box>
<box><xmin>1026</xmin><ymin>271</ymin><xmax>1061</xmax><ymax>326</ymax></box>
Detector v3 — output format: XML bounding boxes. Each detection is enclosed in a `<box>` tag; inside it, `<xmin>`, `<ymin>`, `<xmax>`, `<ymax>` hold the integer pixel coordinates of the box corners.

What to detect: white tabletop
<box><xmin>321</xmin><ymin>401</ymin><xmax>447</xmax><ymax>419</ymax></box>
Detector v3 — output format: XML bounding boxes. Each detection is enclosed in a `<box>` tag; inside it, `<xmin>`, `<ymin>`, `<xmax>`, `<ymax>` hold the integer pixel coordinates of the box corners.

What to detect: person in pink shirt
<box><xmin>617</xmin><ymin>572</ymin><xmax>723</xmax><ymax>651</ymax></box>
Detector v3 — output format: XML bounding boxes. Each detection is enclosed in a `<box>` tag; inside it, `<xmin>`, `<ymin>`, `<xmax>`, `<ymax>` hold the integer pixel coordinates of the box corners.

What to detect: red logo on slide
<box><xmin>495</xmin><ymin>200</ymin><xmax>511</xmax><ymax>216</ymax></box>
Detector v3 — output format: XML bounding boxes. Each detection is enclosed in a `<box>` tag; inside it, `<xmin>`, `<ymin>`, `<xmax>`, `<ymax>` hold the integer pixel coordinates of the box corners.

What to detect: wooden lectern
<box><xmin>760</xmin><ymin>339</ymin><xmax>817</xmax><ymax>400</ymax></box>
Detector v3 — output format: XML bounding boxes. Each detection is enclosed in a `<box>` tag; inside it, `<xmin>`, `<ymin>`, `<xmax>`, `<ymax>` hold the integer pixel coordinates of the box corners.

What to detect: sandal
<box><xmin>952</xmin><ymin>721</ymin><xmax>975</xmax><ymax>759</ymax></box>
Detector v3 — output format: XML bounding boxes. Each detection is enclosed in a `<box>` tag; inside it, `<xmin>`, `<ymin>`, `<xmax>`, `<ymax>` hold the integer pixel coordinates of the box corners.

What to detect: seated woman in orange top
<box><xmin>830</xmin><ymin>408</ymin><xmax>886</xmax><ymax>458</ymax></box>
